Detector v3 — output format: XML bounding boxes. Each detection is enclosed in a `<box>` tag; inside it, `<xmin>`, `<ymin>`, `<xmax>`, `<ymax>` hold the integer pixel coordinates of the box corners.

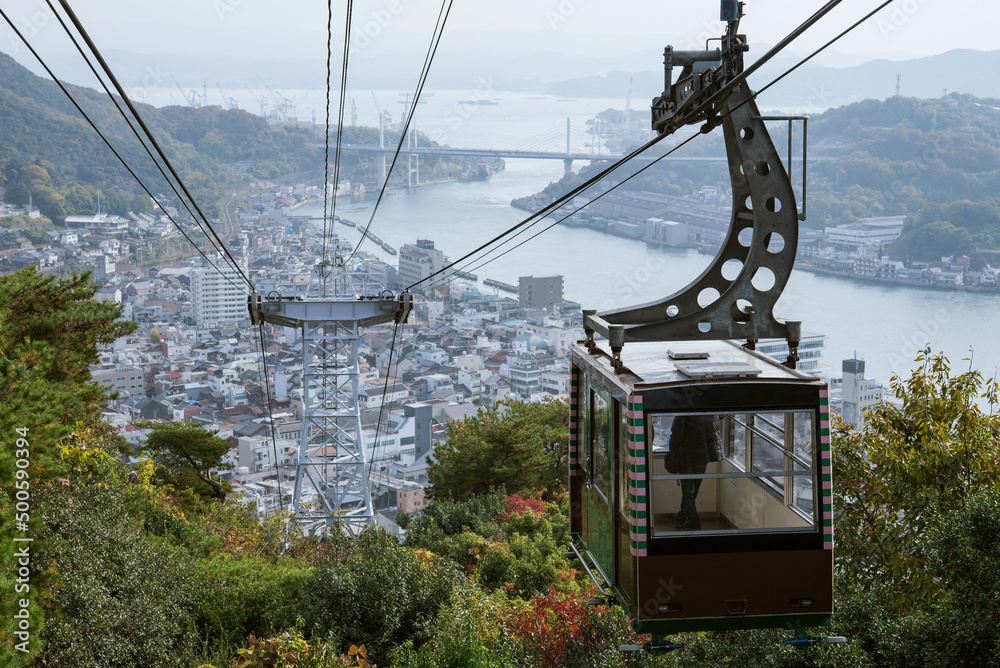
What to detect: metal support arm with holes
<box><xmin>584</xmin><ymin>1</ymin><xmax>805</xmax><ymax>369</ymax></box>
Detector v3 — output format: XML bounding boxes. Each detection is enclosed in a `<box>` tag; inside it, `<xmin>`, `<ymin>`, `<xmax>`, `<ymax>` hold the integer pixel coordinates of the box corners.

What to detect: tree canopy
<box><xmin>143</xmin><ymin>422</ymin><xmax>233</xmax><ymax>502</ymax></box>
<box><xmin>427</xmin><ymin>397</ymin><xmax>569</xmax><ymax>501</ymax></box>
<box><xmin>834</xmin><ymin>349</ymin><xmax>1000</xmax><ymax>608</ymax></box>
<box><xmin>0</xmin><ymin>267</ymin><xmax>136</xmax><ymax>664</ymax></box>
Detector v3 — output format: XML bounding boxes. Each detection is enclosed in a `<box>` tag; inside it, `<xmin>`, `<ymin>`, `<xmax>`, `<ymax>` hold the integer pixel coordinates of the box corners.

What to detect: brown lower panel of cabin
<box><xmin>634</xmin><ymin>548</ymin><xmax>833</xmax><ymax>629</ymax></box>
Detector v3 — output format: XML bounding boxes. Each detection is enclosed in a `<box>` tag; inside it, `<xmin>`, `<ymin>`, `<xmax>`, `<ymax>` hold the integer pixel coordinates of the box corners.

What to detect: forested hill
<box><xmin>808</xmin><ymin>94</ymin><xmax>1000</xmax><ymax>258</ymax></box>
<box><xmin>550</xmin><ymin>93</ymin><xmax>1000</xmax><ymax>260</ymax></box>
<box><xmin>0</xmin><ymin>50</ymin><xmax>322</xmax><ymax>220</ymax></box>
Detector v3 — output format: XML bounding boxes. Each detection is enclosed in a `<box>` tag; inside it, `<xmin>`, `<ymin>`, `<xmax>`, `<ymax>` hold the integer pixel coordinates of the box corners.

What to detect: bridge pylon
<box><xmin>407</xmin><ymin>153</ymin><xmax>420</xmax><ymax>187</ymax></box>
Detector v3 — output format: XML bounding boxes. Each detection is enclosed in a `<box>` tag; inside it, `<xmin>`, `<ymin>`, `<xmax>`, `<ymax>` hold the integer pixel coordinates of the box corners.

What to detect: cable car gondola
<box><xmin>567</xmin><ymin>1</ymin><xmax>833</xmax><ymax>643</ymax></box>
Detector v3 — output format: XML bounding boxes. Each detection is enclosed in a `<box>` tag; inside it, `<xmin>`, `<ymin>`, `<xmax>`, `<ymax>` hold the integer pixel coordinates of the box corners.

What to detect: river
<box><xmin>144</xmin><ymin>86</ymin><xmax>1000</xmax><ymax>388</ymax></box>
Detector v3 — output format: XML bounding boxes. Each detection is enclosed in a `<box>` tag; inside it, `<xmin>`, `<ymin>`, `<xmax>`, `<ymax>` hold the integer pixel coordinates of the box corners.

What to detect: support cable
<box><xmin>321</xmin><ymin>0</ymin><xmax>334</xmax><ymax>263</ymax></box>
<box><xmin>345</xmin><ymin>0</ymin><xmax>453</xmax><ymax>264</ymax></box>
<box><xmin>0</xmin><ymin>8</ymin><xmax>246</xmax><ymax>293</ymax></box>
<box><xmin>367</xmin><ymin>320</ymin><xmax>402</xmax><ymax>485</ymax></box>
<box><xmin>406</xmin><ymin>132</ymin><xmax>669</xmax><ymax>291</ymax></box>
<box><xmin>407</xmin><ymin>0</ymin><xmax>892</xmax><ymax>292</ymax></box>
<box><xmin>53</xmin><ymin>0</ymin><xmax>254</xmax><ymax>291</ymax></box>
<box><xmin>328</xmin><ymin>0</ymin><xmax>355</xmax><ymax>257</ymax></box>
<box><xmin>42</xmin><ymin>0</ymin><xmax>250</xmax><ymax>288</ymax></box>
<box><xmin>420</xmin><ymin>133</ymin><xmax>700</xmax><ymax>293</ymax></box>
<box><xmin>256</xmin><ymin>321</ymin><xmax>285</xmax><ymax>513</ymax></box>
<box><xmin>659</xmin><ymin>0</ymin><xmax>844</xmax><ymax>136</ymax></box>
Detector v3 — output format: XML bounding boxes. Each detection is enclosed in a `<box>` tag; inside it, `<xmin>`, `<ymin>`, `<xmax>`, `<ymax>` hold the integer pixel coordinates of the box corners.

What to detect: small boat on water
<box><xmin>338</xmin><ymin>217</ymin><xmax>356</xmax><ymax>228</ymax></box>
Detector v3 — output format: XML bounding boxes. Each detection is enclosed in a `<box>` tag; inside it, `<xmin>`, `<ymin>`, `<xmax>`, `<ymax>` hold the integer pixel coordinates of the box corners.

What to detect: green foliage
<box><xmin>666</xmin><ymin>626</ymin><xmax>870</xmax><ymax>668</ymax></box>
<box><xmin>391</xmin><ymin>582</ymin><xmax>661</xmax><ymax>668</ymax></box>
<box><xmin>405</xmin><ymin>492</ymin><xmax>576</xmax><ymax>598</ymax></box>
<box><xmin>481</xmin><ymin>497</ymin><xmax>576</xmax><ymax>596</ymax></box>
<box><xmin>0</xmin><ymin>268</ymin><xmax>135</xmax><ymax>663</ymax></box>
<box><xmin>195</xmin><ymin>556</ymin><xmax>313</xmax><ymax>661</ymax></box>
<box><xmin>143</xmin><ymin>422</ymin><xmax>234</xmax><ymax>501</ymax></box>
<box><xmin>906</xmin><ymin>488</ymin><xmax>1000</xmax><ymax>666</ymax></box>
<box><xmin>33</xmin><ymin>481</ymin><xmax>203</xmax><ymax>668</ymax></box>
<box><xmin>403</xmin><ymin>489</ymin><xmax>507</xmax><ymax>539</ymax></box>
<box><xmin>0</xmin><ymin>268</ymin><xmax>136</xmax><ymax>386</ymax></box>
<box><xmin>294</xmin><ymin>527</ymin><xmax>463</xmax><ymax>665</ymax></box>
<box><xmin>0</xmin><ymin>53</ymin><xmax>287</xmax><ymax>215</ymax></box>
<box><xmin>833</xmin><ymin>349</ymin><xmax>1000</xmax><ymax>608</ymax></box>
<box><xmin>389</xmin><ymin>585</ymin><xmax>519</xmax><ymax>668</ymax></box>
<box><xmin>890</xmin><ymin>198</ymin><xmax>1000</xmax><ymax>259</ymax></box>
<box><xmin>428</xmin><ymin>397</ymin><xmax>569</xmax><ymax>501</ymax></box>
<box><xmin>220</xmin><ymin>621</ymin><xmax>371</xmax><ymax>668</ymax></box>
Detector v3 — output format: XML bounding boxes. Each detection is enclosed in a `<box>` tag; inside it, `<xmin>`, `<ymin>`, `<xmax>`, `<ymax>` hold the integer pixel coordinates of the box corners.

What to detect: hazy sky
<box><xmin>1</xmin><ymin>0</ymin><xmax>994</xmax><ymax>66</ymax></box>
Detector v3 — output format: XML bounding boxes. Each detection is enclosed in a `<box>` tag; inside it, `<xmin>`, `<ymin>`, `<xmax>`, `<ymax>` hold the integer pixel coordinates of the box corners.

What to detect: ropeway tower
<box><xmin>249</xmin><ymin>251</ymin><xmax>411</xmax><ymax>537</ymax></box>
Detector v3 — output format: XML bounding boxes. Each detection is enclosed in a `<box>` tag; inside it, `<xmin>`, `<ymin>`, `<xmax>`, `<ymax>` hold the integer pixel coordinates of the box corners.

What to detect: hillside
<box><xmin>535</xmin><ymin>93</ymin><xmax>1000</xmax><ymax>259</ymax></box>
<box><xmin>0</xmin><ymin>51</ymin><xmax>464</xmax><ymax>224</ymax></box>
<box><xmin>3</xmin><ymin>269</ymin><xmax>1000</xmax><ymax>666</ymax></box>
<box><xmin>0</xmin><ymin>50</ymin><xmax>324</xmax><ymax>220</ymax></box>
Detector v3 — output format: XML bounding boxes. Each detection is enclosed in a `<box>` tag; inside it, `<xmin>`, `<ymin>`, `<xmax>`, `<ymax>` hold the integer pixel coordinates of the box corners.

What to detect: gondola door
<box><xmin>586</xmin><ymin>381</ymin><xmax>614</xmax><ymax>580</ymax></box>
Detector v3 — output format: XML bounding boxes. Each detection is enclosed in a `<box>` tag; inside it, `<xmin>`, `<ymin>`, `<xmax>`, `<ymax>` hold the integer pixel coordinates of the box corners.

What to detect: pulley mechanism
<box><xmin>584</xmin><ymin>0</ymin><xmax>807</xmax><ymax>370</ymax></box>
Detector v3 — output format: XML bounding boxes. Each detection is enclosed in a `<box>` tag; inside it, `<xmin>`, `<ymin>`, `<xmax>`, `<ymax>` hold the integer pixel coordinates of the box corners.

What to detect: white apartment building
<box><xmin>91</xmin><ymin>365</ymin><xmax>146</xmax><ymax>396</ymax></box>
<box><xmin>824</xmin><ymin>216</ymin><xmax>905</xmax><ymax>250</ymax></box>
<box><xmin>841</xmin><ymin>358</ymin><xmax>884</xmax><ymax>429</ymax></box>
<box><xmin>398</xmin><ymin>239</ymin><xmax>448</xmax><ymax>288</ymax></box>
<box><xmin>190</xmin><ymin>256</ymin><xmax>250</xmax><ymax>328</ymax></box>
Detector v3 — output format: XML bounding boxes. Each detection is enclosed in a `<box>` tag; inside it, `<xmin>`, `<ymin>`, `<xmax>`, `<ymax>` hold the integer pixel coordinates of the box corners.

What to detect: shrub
<box><xmin>194</xmin><ymin>555</ymin><xmax>313</xmax><ymax>661</ymax></box>
<box><xmin>33</xmin><ymin>482</ymin><xmax>203</xmax><ymax>668</ymax></box>
<box><xmin>294</xmin><ymin>527</ymin><xmax>463</xmax><ymax>665</ymax></box>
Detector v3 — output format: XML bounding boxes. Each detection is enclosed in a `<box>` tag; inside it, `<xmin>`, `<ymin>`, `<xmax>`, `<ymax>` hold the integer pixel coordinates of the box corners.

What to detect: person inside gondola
<box><xmin>665</xmin><ymin>414</ymin><xmax>723</xmax><ymax>530</ymax></box>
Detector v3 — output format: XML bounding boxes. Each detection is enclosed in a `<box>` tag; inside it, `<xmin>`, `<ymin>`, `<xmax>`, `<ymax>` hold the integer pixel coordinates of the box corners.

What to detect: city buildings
<box><xmin>840</xmin><ymin>358</ymin><xmax>885</xmax><ymax>429</ymax></box>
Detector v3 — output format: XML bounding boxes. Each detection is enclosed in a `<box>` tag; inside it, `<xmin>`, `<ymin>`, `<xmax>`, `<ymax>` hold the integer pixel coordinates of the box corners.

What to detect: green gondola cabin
<box><xmin>569</xmin><ymin>339</ymin><xmax>833</xmax><ymax>634</ymax></box>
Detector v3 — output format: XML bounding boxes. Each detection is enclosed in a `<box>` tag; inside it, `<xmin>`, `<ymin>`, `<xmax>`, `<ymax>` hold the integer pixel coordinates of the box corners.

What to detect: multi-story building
<box><xmin>91</xmin><ymin>365</ymin><xmax>147</xmax><ymax>396</ymax></box>
<box><xmin>841</xmin><ymin>358</ymin><xmax>884</xmax><ymax>429</ymax></box>
<box><xmin>755</xmin><ymin>334</ymin><xmax>828</xmax><ymax>372</ymax></box>
<box><xmin>506</xmin><ymin>350</ymin><xmax>555</xmax><ymax>398</ymax></box>
<box><xmin>824</xmin><ymin>216</ymin><xmax>905</xmax><ymax>250</ymax></box>
<box><xmin>236</xmin><ymin>436</ymin><xmax>298</xmax><ymax>473</ymax></box>
<box><xmin>190</xmin><ymin>256</ymin><xmax>250</xmax><ymax>329</ymax></box>
<box><xmin>64</xmin><ymin>213</ymin><xmax>130</xmax><ymax>234</ymax></box>
<box><xmin>398</xmin><ymin>239</ymin><xmax>447</xmax><ymax>289</ymax></box>
<box><xmin>518</xmin><ymin>275</ymin><xmax>563</xmax><ymax>311</ymax></box>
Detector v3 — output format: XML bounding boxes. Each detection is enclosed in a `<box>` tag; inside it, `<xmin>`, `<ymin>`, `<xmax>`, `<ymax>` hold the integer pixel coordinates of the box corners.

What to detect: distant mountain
<box><xmin>24</xmin><ymin>42</ymin><xmax>665</xmax><ymax>93</ymax></box>
<box><xmin>545</xmin><ymin>49</ymin><xmax>1000</xmax><ymax>108</ymax></box>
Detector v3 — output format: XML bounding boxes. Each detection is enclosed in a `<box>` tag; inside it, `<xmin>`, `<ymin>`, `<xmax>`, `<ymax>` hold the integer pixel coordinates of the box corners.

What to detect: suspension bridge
<box><xmin>328</xmin><ymin>117</ymin><xmax>727</xmax><ymax>186</ymax></box>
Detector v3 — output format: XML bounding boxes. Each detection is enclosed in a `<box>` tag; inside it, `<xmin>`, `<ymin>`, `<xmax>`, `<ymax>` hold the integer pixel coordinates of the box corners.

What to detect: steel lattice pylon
<box><xmin>250</xmin><ymin>271</ymin><xmax>410</xmax><ymax>538</ymax></box>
